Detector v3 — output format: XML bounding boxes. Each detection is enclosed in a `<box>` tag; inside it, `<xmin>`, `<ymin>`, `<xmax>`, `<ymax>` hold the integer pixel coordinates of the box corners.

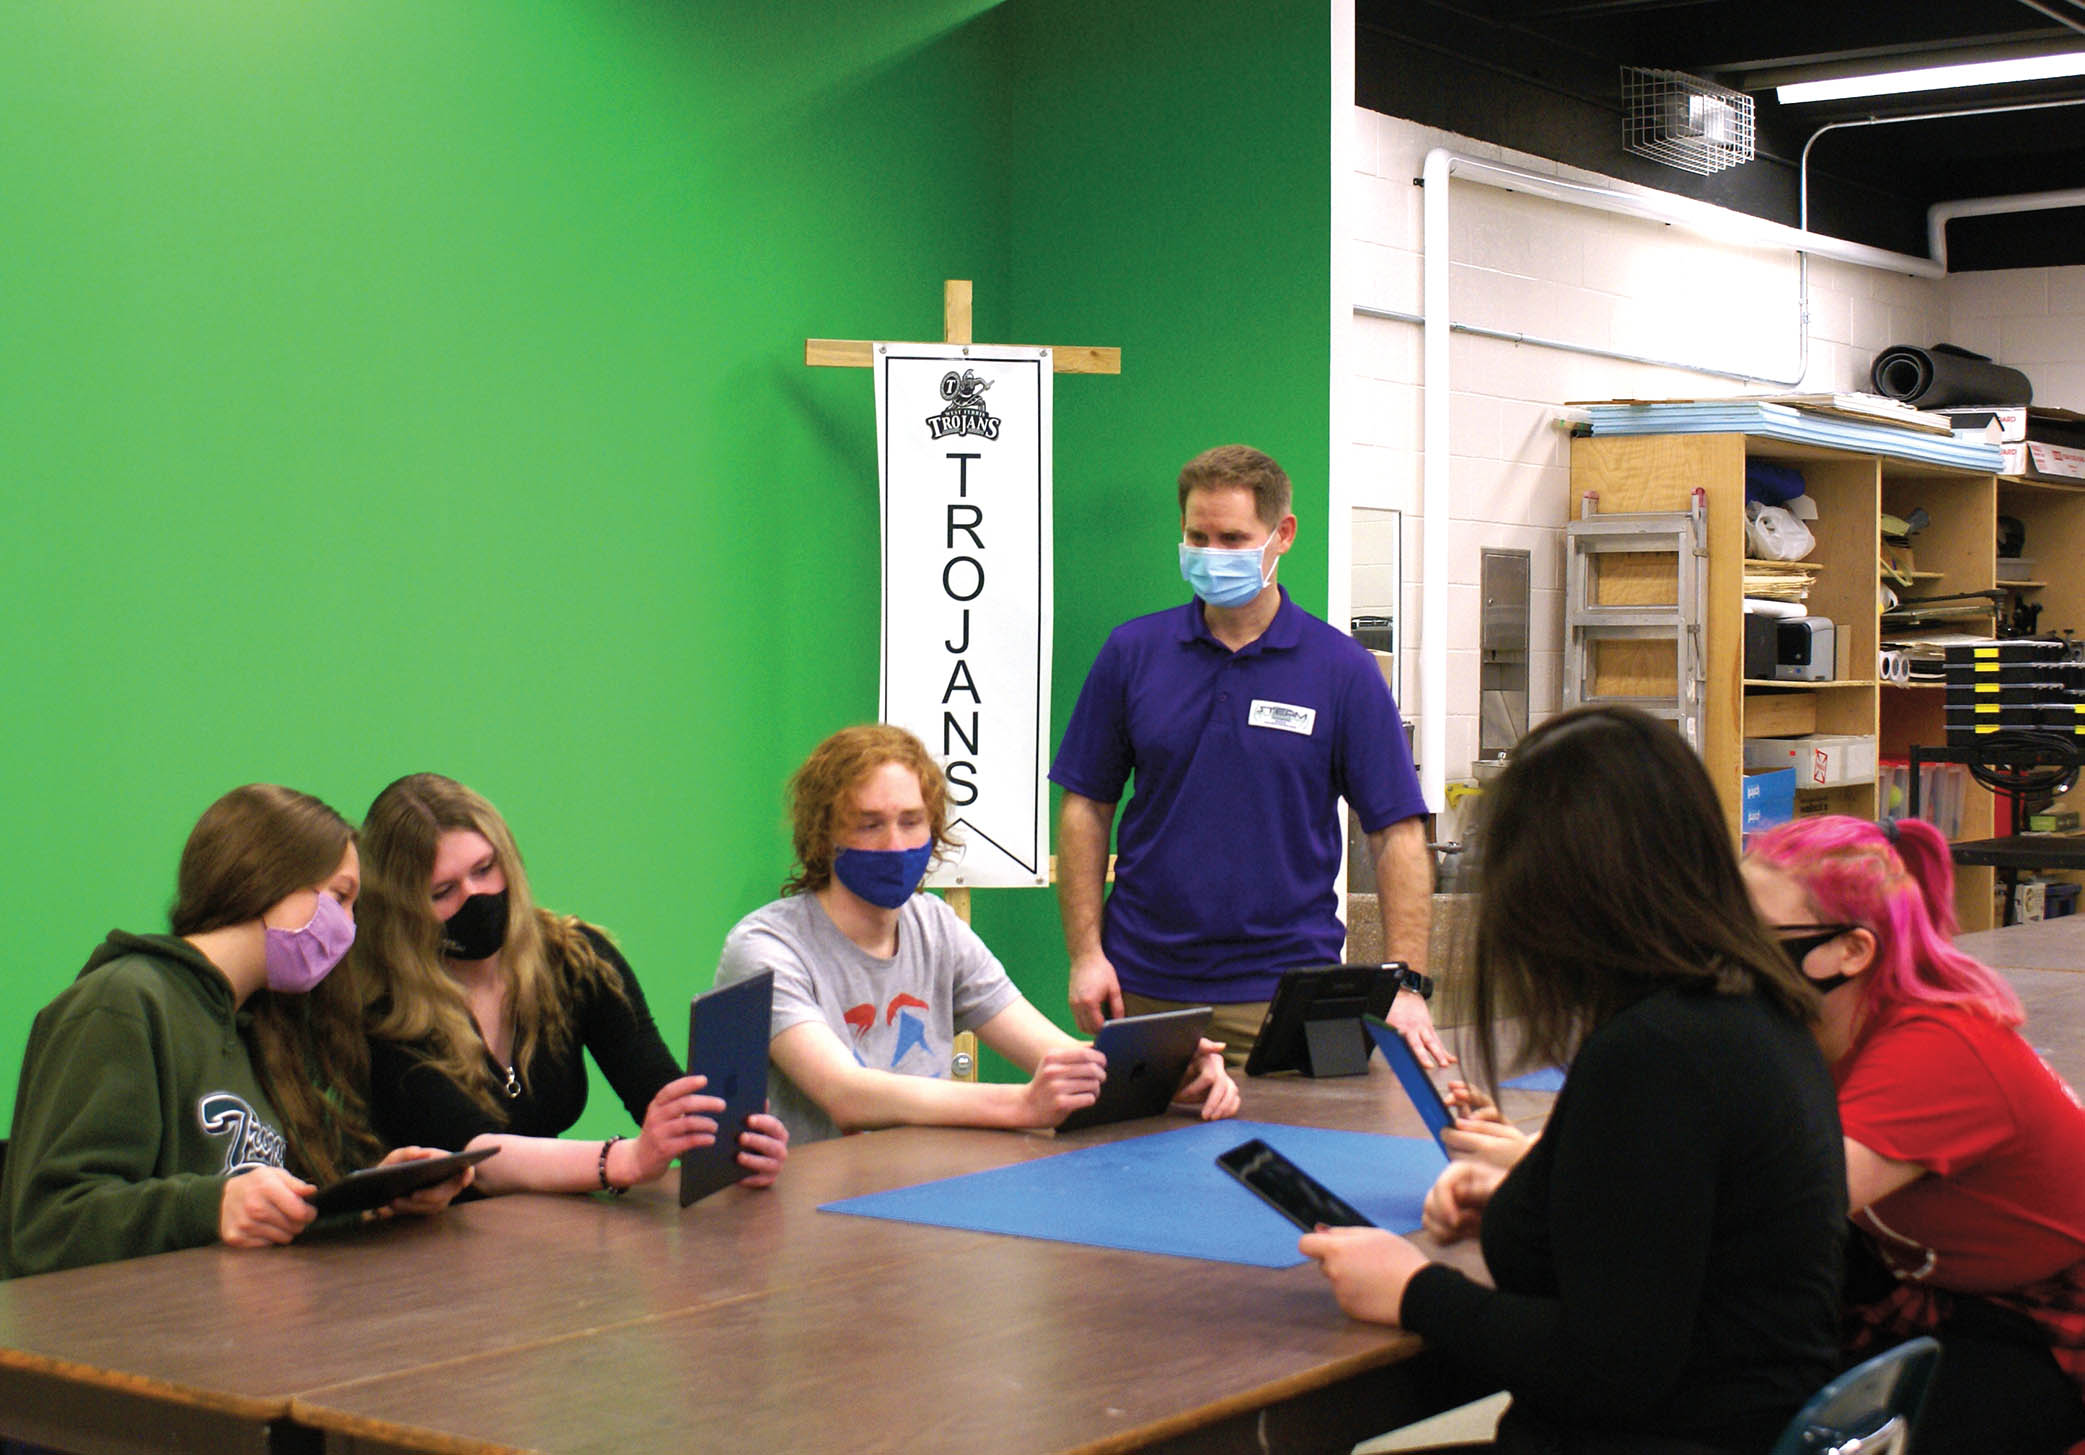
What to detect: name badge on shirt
<box><xmin>1248</xmin><ymin>699</ymin><xmax>1317</xmax><ymax>735</ymax></box>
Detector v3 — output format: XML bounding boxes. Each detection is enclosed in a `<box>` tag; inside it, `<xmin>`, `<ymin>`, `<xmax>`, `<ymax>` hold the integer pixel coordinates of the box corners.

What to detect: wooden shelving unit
<box><xmin>1567</xmin><ymin>432</ymin><xmax>2082</xmax><ymax>933</ymax></box>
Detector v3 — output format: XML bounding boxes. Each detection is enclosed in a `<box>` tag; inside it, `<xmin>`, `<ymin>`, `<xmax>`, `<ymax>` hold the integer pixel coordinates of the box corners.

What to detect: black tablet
<box><xmin>1216</xmin><ymin>1137</ymin><xmax>1374</xmax><ymax>1231</ymax></box>
<box><xmin>680</xmin><ymin>970</ymin><xmax>774</xmax><ymax>1207</ymax></box>
<box><xmin>1241</xmin><ymin>963</ymin><xmax>1405</xmax><ymax>1077</ymax></box>
<box><xmin>1055</xmin><ymin>1006</ymin><xmax>1212</xmax><ymax>1133</ymax></box>
<box><xmin>304</xmin><ymin>1145</ymin><xmax>498</xmax><ymax>1218</ymax></box>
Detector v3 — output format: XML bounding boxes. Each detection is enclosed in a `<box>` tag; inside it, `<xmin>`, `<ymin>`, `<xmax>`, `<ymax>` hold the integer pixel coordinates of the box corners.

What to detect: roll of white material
<box><xmin>1744</xmin><ymin>598</ymin><xmax>1808</xmax><ymax>619</ymax></box>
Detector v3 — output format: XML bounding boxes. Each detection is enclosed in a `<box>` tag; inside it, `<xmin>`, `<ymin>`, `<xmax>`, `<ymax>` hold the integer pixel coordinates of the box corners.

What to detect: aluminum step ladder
<box><xmin>1564</xmin><ymin>488</ymin><xmax>1708</xmax><ymax>752</ymax></box>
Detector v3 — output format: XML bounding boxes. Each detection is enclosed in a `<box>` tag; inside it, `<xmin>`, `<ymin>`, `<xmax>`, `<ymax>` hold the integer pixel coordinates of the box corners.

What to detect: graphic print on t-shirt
<box><xmin>842</xmin><ymin>993</ymin><xmax>936</xmax><ymax>1070</ymax></box>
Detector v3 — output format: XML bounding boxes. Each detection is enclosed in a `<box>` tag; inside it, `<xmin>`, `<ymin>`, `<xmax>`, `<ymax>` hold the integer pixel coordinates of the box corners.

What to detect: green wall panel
<box><xmin>972</xmin><ymin>0</ymin><xmax>1333</xmax><ymax>1077</ymax></box>
<box><xmin>0</xmin><ymin>0</ymin><xmax>1329</xmax><ymax>1126</ymax></box>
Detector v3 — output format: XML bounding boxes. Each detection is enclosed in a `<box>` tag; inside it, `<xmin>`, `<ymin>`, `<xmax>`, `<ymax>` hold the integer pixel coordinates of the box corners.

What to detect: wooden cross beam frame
<box><xmin>804</xmin><ymin>278</ymin><xmax>1120</xmax><ymax>1079</ymax></box>
<box><xmin>805</xmin><ymin>279</ymin><xmax>1121</xmax><ymax>373</ymax></box>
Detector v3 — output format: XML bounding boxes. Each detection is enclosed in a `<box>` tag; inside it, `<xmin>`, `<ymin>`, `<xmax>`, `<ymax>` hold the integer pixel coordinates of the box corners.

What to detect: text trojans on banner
<box><xmin>873</xmin><ymin>343</ymin><xmax>1053</xmax><ymax>889</ymax></box>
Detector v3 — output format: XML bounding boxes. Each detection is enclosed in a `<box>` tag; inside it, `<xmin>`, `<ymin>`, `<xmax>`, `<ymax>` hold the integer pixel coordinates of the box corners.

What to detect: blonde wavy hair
<box><xmin>351</xmin><ymin>774</ymin><xmax>625</xmax><ymax>1120</ymax></box>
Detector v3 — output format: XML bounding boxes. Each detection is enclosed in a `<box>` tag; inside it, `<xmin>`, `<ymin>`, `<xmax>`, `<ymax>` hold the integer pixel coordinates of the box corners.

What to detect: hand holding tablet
<box><xmin>1361</xmin><ymin>1014</ymin><xmax>1454</xmax><ymax>1155</ymax></box>
<box><xmin>1057</xmin><ymin>1007</ymin><xmax>1211</xmax><ymax>1132</ymax></box>
<box><xmin>304</xmin><ymin>1146</ymin><xmax>499</xmax><ymax>1218</ymax></box>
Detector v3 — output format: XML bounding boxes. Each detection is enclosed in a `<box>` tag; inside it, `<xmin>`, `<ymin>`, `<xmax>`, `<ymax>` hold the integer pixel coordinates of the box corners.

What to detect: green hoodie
<box><xmin>1</xmin><ymin>931</ymin><xmax>293</xmax><ymax>1279</ymax></box>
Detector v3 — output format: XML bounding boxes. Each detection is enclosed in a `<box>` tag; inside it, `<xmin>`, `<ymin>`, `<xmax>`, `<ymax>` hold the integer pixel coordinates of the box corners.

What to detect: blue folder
<box><xmin>820</xmin><ymin>1119</ymin><xmax>1445</xmax><ymax>1268</ymax></box>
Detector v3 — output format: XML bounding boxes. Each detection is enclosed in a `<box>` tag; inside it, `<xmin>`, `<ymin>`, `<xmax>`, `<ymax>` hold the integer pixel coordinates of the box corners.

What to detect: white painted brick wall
<box><xmin>1342</xmin><ymin>110</ymin><xmax>1974</xmax><ymax>781</ymax></box>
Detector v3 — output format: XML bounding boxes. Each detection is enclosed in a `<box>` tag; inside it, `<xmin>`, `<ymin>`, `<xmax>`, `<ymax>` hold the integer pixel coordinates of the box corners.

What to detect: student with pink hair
<box><xmin>1746</xmin><ymin>814</ymin><xmax>2085</xmax><ymax>1454</ymax></box>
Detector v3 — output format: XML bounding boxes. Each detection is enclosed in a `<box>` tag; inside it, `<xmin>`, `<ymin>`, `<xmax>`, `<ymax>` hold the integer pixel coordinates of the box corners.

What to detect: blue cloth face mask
<box><xmin>1179</xmin><ymin>535</ymin><xmax>1274</xmax><ymax>608</ymax></box>
<box><xmin>832</xmin><ymin>839</ymin><xmax>936</xmax><ymax>909</ymax></box>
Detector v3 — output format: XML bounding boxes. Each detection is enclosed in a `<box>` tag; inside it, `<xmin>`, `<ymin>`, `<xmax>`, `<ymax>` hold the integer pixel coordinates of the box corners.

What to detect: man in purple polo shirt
<box><xmin>1050</xmin><ymin>444</ymin><xmax>1450</xmax><ymax>1067</ymax></box>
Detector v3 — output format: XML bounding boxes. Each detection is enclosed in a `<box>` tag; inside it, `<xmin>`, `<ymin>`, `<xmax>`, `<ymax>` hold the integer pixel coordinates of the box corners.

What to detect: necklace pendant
<box><xmin>503</xmin><ymin>1064</ymin><xmax>521</xmax><ymax>1099</ymax></box>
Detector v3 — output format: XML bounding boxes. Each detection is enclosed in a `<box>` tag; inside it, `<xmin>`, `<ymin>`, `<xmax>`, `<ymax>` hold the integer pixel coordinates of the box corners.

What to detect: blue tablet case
<box><xmin>1362</xmin><ymin>1015</ymin><xmax>1454</xmax><ymax>1154</ymax></box>
<box><xmin>818</xmin><ymin>1120</ymin><xmax>1445</xmax><ymax>1268</ymax></box>
<box><xmin>680</xmin><ymin>970</ymin><xmax>774</xmax><ymax>1207</ymax></box>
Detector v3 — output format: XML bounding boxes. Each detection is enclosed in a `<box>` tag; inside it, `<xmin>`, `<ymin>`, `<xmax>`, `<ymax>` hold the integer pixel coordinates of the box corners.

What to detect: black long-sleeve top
<box><xmin>1400</xmin><ymin>985</ymin><xmax>1847</xmax><ymax>1454</ymax></box>
<box><xmin>367</xmin><ymin>925</ymin><xmax>682</xmax><ymax>1154</ymax></box>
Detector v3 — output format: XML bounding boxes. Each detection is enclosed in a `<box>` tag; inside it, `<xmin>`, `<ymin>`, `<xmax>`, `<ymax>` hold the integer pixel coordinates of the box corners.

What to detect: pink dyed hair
<box><xmin>1746</xmin><ymin>815</ymin><xmax>2020</xmax><ymax>1027</ymax></box>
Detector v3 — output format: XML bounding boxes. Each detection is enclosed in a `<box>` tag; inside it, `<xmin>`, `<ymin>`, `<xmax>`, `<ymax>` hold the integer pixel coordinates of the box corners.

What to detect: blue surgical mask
<box><xmin>1179</xmin><ymin>535</ymin><xmax>1275</xmax><ymax>608</ymax></box>
<box><xmin>833</xmin><ymin>839</ymin><xmax>936</xmax><ymax>909</ymax></box>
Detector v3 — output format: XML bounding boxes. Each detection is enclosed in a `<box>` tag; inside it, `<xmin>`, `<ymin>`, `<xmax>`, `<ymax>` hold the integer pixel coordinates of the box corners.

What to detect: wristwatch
<box><xmin>1391</xmin><ymin>965</ymin><xmax>1434</xmax><ymax>1001</ymax></box>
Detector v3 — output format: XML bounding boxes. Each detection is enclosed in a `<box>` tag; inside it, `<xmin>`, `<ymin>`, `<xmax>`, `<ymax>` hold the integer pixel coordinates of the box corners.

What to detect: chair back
<box><xmin>1769</xmin><ymin>1336</ymin><xmax>1941</xmax><ymax>1455</ymax></box>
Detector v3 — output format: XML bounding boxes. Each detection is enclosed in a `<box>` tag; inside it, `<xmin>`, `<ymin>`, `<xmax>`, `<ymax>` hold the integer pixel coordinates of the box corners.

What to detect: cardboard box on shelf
<box><xmin>1743</xmin><ymin>734</ymin><xmax>1878</xmax><ymax>788</ymax></box>
<box><xmin>2016</xmin><ymin>441</ymin><xmax>2085</xmax><ymax>483</ymax></box>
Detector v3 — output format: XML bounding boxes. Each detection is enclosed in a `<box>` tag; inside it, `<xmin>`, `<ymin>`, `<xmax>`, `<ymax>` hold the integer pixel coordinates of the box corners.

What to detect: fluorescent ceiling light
<box><xmin>1777</xmin><ymin>50</ymin><xmax>2085</xmax><ymax>104</ymax></box>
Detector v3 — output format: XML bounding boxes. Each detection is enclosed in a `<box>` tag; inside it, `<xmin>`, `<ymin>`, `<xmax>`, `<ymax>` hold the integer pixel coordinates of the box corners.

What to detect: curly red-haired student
<box><xmin>715</xmin><ymin>724</ymin><xmax>1237</xmax><ymax>1144</ymax></box>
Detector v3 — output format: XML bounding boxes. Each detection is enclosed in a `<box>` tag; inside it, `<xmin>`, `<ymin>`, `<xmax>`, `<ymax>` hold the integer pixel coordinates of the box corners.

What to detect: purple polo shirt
<box><xmin>1050</xmin><ymin>588</ymin><xmax>1427</xmax><ymax>1003</ymax></box>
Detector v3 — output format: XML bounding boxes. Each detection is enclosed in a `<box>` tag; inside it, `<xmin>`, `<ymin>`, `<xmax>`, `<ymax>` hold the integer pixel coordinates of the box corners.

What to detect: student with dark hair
<box><xmin>716</xmin><ymin>724</ymin><xmax>1238</xmax><ymax>1144</ymax></box>
<box><xmin>1748</xmin><ymin>814</ymin><xmax>2085</xmax><ymax>1454</ymax></box>
<box><xmin>353</xmin><ymin>773</ymin><xmax>789</xmax><ymax>1197</ymax></box>
<box><xmin>2</xmin><ymin>785</ymin><xmax>471</xmax><ymax>1278</ymax></box>
<box><xmin>1301</xmin><ymin>706</ymin><xmax>1846</xmax><ymax>1454</ymax></box>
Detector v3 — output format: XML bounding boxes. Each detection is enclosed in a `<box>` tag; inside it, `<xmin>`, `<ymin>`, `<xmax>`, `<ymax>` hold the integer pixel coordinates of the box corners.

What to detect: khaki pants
<box><xmin>1121</xmin><ymin>991</ymin><xmax>1269</xmax><ymax>1069</ymax></box>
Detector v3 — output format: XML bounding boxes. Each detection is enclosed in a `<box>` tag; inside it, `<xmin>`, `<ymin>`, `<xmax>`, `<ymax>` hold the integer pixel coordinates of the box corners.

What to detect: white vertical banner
<box><xmin>874</xmin><ymin>343</ymin><xmax>1053</xmax><ymax>888</ymax></box>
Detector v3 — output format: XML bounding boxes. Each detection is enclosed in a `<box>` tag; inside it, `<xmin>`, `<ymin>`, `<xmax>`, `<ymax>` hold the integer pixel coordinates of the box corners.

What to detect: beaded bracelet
<box><xmin>598</xmin><ymin>1134</ymin><xmax>627</xmax><ymax>1196</ymax></box>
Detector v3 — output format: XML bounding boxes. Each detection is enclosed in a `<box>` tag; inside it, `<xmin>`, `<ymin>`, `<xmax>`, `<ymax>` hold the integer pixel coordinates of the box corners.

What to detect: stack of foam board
<box><xmin>1582</xmin><ymin>399</ymin><xmax>2005</xmax><ymax>471</ymax></box>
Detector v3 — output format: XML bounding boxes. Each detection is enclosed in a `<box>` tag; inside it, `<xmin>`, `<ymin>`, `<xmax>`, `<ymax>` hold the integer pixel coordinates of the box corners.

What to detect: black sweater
<box><xmin>367</xmin><ymin>926</ymin><xmax>682</xmax><ymax>1154</ymax></box>
<box><xmin>1400</xmin><ymin>986</ymin><xmax>1846</xmax><ymax>1454</ymax></box>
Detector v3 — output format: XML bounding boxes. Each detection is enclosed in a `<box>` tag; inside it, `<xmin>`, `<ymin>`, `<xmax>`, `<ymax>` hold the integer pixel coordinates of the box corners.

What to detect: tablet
<box><xmin>1056</xmin><ymin>1006</ymin><xmax>1212</xmax><ymax>1133</ymax></box>
<box><xmin>1362</xmin><ymin>1013</ymin><xmax>1453</xmax><ymax>1154</ymax></box>
<box><xmin>1242</xmin><ymin>964</ymin><xmax>1404</xmax><ymax>1077</ymax></box>
<box><xmin>680</xmin><ymin>970</ymin><xmax>774</xmax><ymax>1207</ymax></box>
<box><xmin>1215</xmin><ymin>1138</ymin><xmax>1374</xmax><ymax>1231</ymax></box>
<box><xmin>304</xmin><ymin>1146</ymin><xmax>498</xmax><ymax>1218</ymax></box>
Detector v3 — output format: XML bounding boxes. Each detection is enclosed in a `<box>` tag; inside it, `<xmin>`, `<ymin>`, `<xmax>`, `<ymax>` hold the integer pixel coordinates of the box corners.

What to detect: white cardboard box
<box><xmin>1742</xmin><ymin>733</ymin><xmax>1878</xmax><ymax>788</ymax></box>
<box><xmin>2026</xmin><ymin>441</ymin><xmax>2085</xmax><ymax>482</ymax></box>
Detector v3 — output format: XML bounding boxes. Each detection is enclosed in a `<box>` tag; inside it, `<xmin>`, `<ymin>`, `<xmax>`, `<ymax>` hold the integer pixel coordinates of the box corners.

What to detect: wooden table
<box><xmin>0</xmin><ymin>1047</ymin><xmax>1539</xmax><ymax>1455</ymax></box>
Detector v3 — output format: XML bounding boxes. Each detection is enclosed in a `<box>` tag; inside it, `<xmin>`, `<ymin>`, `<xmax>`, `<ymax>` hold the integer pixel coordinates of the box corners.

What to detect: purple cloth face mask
<box><xmin>263</xmin><ymin>890</ymin><xmax>356</xmax><ymax>993</ymax></box>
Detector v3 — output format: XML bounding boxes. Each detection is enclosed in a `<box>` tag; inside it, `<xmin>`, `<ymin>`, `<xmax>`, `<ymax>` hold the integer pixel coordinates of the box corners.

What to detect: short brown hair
<box><xmin>784</xmin><ymin>725</ymin><xmax>952</xmax><ymax>896</ymax></box>
<box><xmin>1177</xmin><ymin>444</ymin><xmax>1292</xmax><ymax>528</ymax></box>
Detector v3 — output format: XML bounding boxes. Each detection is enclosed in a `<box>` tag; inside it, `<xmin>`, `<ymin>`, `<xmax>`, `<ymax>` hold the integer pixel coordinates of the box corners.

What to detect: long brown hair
<box><xmin>1469</xmin><ymin>707</ymin><xmax>1815</xmax><ymax>1089</ymax></box>
<box><xmin>352</xmin><ymin>773</ymin><xmax>624</xmax><ymax>1119</ymax></box>
<box><xmin>782</xmin><ymin>724</ymin><xmax>953</xmax><ymax>896</ymax></box>
<box><xmin>172</xmin><ymin>785</ymin><xmax>381</xmax><ymax>1184</ymax></box>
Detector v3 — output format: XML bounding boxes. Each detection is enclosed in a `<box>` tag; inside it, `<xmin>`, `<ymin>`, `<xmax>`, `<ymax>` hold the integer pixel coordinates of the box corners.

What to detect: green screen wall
<box><xmin>0</xmin><ymin>1</ymin><xmax>1329</xmax><ymax>1127</ymax></box>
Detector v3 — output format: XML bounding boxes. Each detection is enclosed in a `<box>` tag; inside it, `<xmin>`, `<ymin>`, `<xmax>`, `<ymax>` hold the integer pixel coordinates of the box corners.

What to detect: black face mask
<box><xmin>440</xmin><ymin>889</ymin><xmax>510</xmax><ymax>961</ymax></box>
<box><xmin>1776</xmin><ymin>923</ymin><xmax>1861</xmax><ymax>995</ymax></box>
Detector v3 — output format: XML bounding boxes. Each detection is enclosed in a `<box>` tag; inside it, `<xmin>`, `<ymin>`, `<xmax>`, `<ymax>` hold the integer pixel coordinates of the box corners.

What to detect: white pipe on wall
<box><xmin>1410</xmin><ymin>147</ymin><xmax>1961</xmax><ymax>807</ymax></box>
<box><xmin>1929</xmin><ymin>188</ymin><xmax>2085</xmax><ymax>271</ymax></box>
<box><xmin>1420</xmin><ymin>147</ymin><xmax>1452</xmax><ymax>813</ymax></box>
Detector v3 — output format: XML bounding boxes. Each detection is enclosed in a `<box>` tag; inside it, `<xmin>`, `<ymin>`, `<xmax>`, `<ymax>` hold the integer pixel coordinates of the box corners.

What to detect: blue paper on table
<box><xmin>819</xmin><ymin>1120</ymin><xmax>1444</xmax><ymax>1268</ymax></box>
<box><xmin>1502</xmin><ymin>1066</ymin><xmax>1567</xmax><ymax>1093</ymax></box>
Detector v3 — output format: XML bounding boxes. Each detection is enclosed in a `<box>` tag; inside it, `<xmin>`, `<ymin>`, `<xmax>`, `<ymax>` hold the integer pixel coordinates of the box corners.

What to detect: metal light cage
<box><xmin>1623</xmin><ymin>67</ymin><xmax>1756</xmax><ymax>176</ymax></box>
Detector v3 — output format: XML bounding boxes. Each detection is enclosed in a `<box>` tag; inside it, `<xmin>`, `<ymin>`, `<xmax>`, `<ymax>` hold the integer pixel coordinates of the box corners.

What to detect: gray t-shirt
<box><xmin>714</xmin><ymin>891</ymin><xmax>1023</xmax><ymax>1144</ymax></box>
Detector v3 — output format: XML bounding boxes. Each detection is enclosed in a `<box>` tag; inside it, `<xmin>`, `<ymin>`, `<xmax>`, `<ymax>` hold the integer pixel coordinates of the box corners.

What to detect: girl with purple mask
<box><xmin>351</xmin><ymin>774</ymin><xmax>788</xmax><ymax>1197</ymax></box>
<box><xmin>1746</xmin><ymin>814</ymin><xmax>2085</xmax><ymax>1455</ymax></box>
<box><xmin>1</xmin><ymin>785</ymin><xmax>474</xmax><ymax>1278</ymax></box>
